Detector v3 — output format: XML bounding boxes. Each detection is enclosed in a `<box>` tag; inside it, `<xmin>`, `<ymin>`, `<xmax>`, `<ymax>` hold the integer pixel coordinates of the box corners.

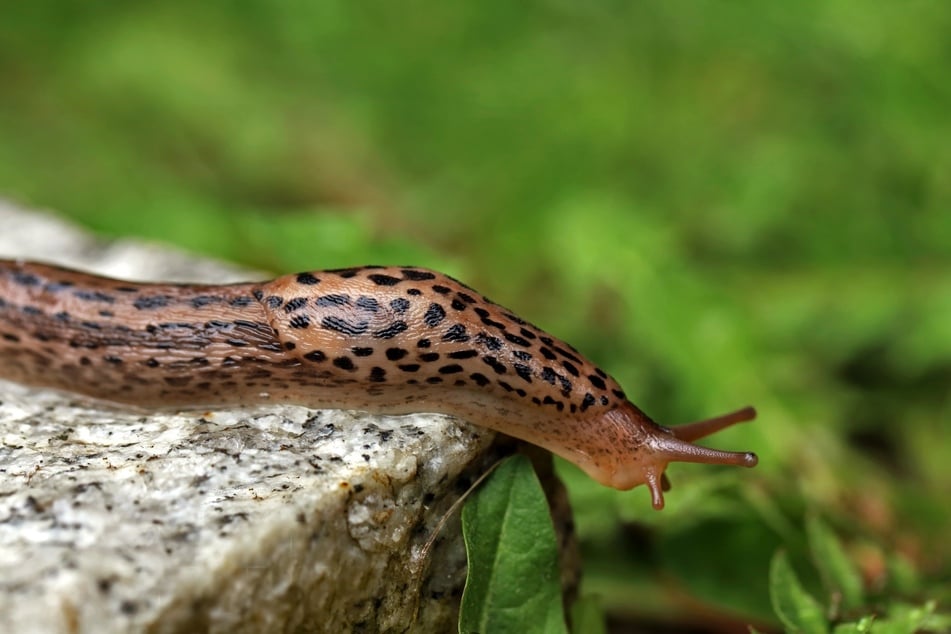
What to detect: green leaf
<box><xmin>806</xmin><ymin>516</ymin><xmax>864</xmax><ymax>612</ymax></box>
<box><xmin>769</xmin><ymin>550</ymin><xmax>829</xmax><ymax>634</ymax></box>
<box><xmin>460</xmin><ymin>455</ymin><xmax>568</xmax><ymax>634</ymax></box>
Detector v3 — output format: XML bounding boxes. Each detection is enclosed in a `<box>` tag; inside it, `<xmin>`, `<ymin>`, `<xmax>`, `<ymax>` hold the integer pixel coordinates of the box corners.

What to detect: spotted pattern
<box><xmin>1</xmin><ymin>263</ymin><xmax>623</xmax><ymax>417</ymax></box>
<box><xmin>0</xmin><ymin>259</ymin><xmax>765</xmax><ymax>502</ymax></box>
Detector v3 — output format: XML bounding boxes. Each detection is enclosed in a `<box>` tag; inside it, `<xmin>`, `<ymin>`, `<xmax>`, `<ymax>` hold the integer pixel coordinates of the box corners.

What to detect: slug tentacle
<box><xmin>643</xmin><ymin>430</ymin><xmax>757</xmax><ymax>510</ymax></box>
<box><xmin>0</xmin><ymin>259</ymin><xmax>759</xmax><ymax>508</ymax></box>
<box><xmin>666</xmin><ymin>406</ymin><xmax>757</xmax><ymax>442</ymax></box>
<box><xmin>583</xmin><ymin>403</ymin><xmax>757</xmax><ymax>508</ymax></box>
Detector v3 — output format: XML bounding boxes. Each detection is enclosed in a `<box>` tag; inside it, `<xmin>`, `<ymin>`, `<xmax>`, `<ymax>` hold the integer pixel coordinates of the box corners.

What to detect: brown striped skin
<box><xmin>0</xmin><ymin>260</ymin><xmax>757</xmax><ymax>508</ymax></box>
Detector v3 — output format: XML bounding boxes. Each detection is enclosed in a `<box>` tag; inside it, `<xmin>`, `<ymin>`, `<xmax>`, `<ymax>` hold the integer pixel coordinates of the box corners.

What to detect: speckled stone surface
<box><xmin>0</xmin><ymin>202</ymin><xmax>503</xmax><ymax>633</ymax></box>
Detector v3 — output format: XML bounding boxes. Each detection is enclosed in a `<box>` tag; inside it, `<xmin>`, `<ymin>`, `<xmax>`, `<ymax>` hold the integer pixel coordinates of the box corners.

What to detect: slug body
<box><xmin>0</xmin><ymin>260</ymin><xmax>757</xmax><ymax>508</ymax></box>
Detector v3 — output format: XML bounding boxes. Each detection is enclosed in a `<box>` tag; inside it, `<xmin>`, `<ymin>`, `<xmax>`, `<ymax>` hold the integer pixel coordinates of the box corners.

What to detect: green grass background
<box><xmin>1</xmin><ymin>3</ymin><xmax>948</xmax><ymax>630</ymax></box>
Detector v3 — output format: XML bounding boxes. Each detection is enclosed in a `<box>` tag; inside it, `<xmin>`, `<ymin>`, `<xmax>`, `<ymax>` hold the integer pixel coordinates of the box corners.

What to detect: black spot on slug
<box><xmin>504</xmin><ymin>333</ymin><xmax>531</xmax><ymax>347</ymax></box>
<box><xmin>398</xmin><ymin>363</ymin><xmax>421</xmax><ymax>372</ymax></box>
<box><xmin>580</xmin><ymin>393</ymin><xmax>596</xmax><ymax>412</ymax></box>
<box><xmin>417</xmin><ymin>338</ymin><xmax>431</xmax><ymax>348</ymax></box>
<box><xmin>558</xmin><ymin>375</ymin><xmax>572</xmax><ymax>396</ymax></box>
<box><xmin>442</xmin><ymin>324</ymin><xmax>470</xmax><ymax>343</ymax></box>
<box><xmin>448</xmin><ymin>349</ymin><xmax>479</xmax><ymax>359</ymax></box>
<box><xmin>351</xmin><ymin>347</ymin><xmax>374</xmax><ymax>357</ymax></box>
<box><xmin>368</xmin><ymin>274</ymin><xmax>401</xmax><ymax>286</ymax></box>
<box><xmin>133</xmin><ymin>295</ymin><xmax>172</xmax><ymax>310</ymax></box>
<box><xmin>475</xmin><ymin>333</ymin><xmax>503</xmax><ymax>351</ymax></box>
<box><xmin>420</xmin><ymin>352</ymin><xmax>440</xmax><ymax>362</ymax></box>
<box><xmin>401</xmin><ymin>269</ymin><xmax>436</xmax><ymax>281</ymax></box>
<box><xmin>482</xmin><ymin>356</ymin><xmax>507</xmax><ymax>374</ymax></box>
<box><xmin>389</xmin><ymin>297</ymin><xmax>410</xmax><ymax>313</ymax></box>
<box><xmin>289</xmin><ymin>315</ymin><xmax>311</xmax><ymax>329</ymax></box>
<box><xmin>356</xmin><ymin>296</ymin><xmax>381</xmax><ymax>312</ymax></box>
<box><xmin>12</xmin><ymin>272</ymin><xmax>40</xmax><ymax>286</ymax></box>
<box><xmin>470</xmin><ymin>372</ymin><xmax>490</xmax><ymax>386</ymax></box>
<box><xmin>190</xmin><ymin>295</ymin><xmax>221</xmax><ymax>309</ymax></box>
<box><xmin>333</xmin><ymin>356</ymin><xmax>356</xmax><ymax>371</ymax></box>
<box><xmin>386</xmin><ymin>348</ymin><xmax>408</xmax><ymax>361</ymax></box>
<box><xmin>424</xmin><ymin>303</ymin><xmax>446</xmax><ymax>327</ymax></box>
<box><xmin>513</xmin><ymin>363</ymin><xmax>533</xmax><ymax>383</ymax></box>
<box><xmin>304</xmin><ymin>350</ymin><xmax>327</xmax><ymax>362</ymax></box>
<box><xmin>439</xmin><ymin>364</ymin><xmax>464</xmax><ymax>375</ymax></box>
<box><xmin>432</xmin><ymin>285</ymin><xmax>451</xmax><ymax>295</ymax></box>
<box><xmin>75</xmin><ymin>290</ymin><xmax>116</xmax><ymax>303</ymax></box>
<box><xmin>588</xmin><ymin>374</ymin><xmax>607</xmax><ymax>390</ymax></box>
<box><xmin>321</xmin><ymin>316</ymin><xmax>369</xmax><ymax>336</ymax></box>
<box><xmin>373</xmin><ymin>321</ymin><xmax>409</xmax><ymax>339</ymax></box>
<box><xmin>369</xmin><ymin>367</ymin><xmax>387</xmax><ymax>382</ymax></box>
<box><xmin>315</xmin><ymin>293</ymin><xmax>351</xmax><ymax>307</ymax></box>
<box><xmin>283</xmin><ymin>297</ymin><xmax>309</xmax><ymax>312</ymax></box>
<box><xmin>562</xmin><ymin>361</ymin><xmax>580</xmax><ymax>377</ymax></box>
<box><xmin>296</xmin><ymin>273</ymin><xmax>320</xmax><ymax>285</ymax></box>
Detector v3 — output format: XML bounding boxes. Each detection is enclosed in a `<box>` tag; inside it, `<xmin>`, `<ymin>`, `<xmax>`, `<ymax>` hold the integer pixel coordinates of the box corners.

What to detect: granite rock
<box><xmin>0</xmin><ymin>202</ymin><xmax>511</xmax><ymax>633</ymax></box>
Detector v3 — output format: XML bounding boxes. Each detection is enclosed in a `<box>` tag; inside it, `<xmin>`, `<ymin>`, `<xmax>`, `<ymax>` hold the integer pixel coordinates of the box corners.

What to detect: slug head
<box><xmin>590</xmin><ymin>404</ymin><xmax>758</xmax><ymax>509</ymax></box>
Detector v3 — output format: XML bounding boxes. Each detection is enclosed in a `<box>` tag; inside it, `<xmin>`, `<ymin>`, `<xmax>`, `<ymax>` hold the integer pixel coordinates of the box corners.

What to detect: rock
<box><xmin>0</xmin><ymin>202</ymin><xmax>519</xmax><ymax>633</ymax></box>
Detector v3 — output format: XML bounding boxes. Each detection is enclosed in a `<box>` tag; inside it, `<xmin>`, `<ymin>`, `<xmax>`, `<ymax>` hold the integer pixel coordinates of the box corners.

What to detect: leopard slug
<box><xmin>0</xmin><ymin>259</ymin><xmax>757</xmax><ymax>508</ymax></box>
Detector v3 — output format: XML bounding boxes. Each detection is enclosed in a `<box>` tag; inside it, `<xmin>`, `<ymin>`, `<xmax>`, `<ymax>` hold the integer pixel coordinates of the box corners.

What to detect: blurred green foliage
<box><xmin>1</xmin><ymin>2</ymin><xmax>949</xmax><ymax>631</ymax></box>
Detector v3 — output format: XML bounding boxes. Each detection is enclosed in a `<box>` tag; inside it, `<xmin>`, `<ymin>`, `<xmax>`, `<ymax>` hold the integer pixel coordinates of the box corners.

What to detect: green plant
<box><xmin>768</xmin><ymin>517</ymin><xmax>951</xmax><ymax>634</ymax></box>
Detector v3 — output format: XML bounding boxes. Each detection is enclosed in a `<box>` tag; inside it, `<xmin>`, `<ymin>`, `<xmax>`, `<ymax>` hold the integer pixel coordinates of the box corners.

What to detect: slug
<box><xmin>0</xmin><ymin>259</ymin><xmax>757</xmax><ymax>508</ymax></box>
